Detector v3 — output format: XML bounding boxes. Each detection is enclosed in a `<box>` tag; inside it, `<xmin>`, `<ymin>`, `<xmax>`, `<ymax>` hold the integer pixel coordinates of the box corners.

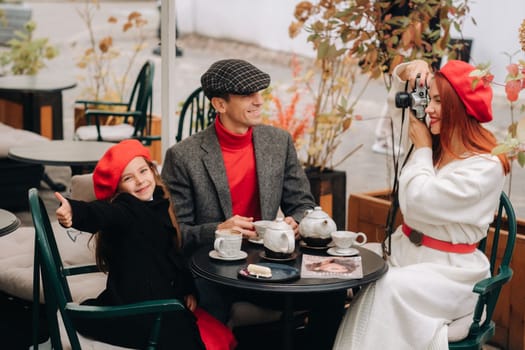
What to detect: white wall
<box><xmin>457</xmin><ymin>0</ymin><xmax>525</xmax><ymax>82</ymax></box>
<box><xmin>177</xmin><ymin>0</ymin><xmax>525</xmax><ymax>83</ymax></box>
<box><xmin>176</xmin><ymin>0</ymin><xmax>313</xmax><ymax>57</ymax></box>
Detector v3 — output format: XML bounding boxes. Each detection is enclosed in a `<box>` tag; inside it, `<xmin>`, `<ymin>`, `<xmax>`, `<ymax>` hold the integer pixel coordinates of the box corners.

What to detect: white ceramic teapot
<box><xmin>299</xmin><ymin>206</ymin><xmax>337</xmax><ymax>247</ymax></box>
<box><xmin>263</xmin><ymin>218</ymin><xmax>295</xmax><ymax>259</ymax></box>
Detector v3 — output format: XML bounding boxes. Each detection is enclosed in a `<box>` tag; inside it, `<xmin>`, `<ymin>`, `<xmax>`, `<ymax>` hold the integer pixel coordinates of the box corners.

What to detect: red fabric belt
<box><xmin>402</xmin><ymin>223</ymin><xmax>477</xmax><ymax>254</ymax></box>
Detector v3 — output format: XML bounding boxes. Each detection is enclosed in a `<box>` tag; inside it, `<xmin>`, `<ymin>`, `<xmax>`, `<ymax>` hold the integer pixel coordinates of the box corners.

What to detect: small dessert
<box><xmin>247</xmin><ymin>264</ymin><xmax>272</xmax><ymax>278</ymax></box>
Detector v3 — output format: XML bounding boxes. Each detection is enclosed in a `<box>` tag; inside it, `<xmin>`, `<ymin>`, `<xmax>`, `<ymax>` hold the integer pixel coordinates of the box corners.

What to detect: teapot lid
<box><xmin>306</xmin><ymin>206</ymin><xmax>330</xmax><ymax>219</ymax></box>
<box><xmin>267</xmin><ymin>217</ymin><xmax>293</xmax><ymax>231</ymax></box>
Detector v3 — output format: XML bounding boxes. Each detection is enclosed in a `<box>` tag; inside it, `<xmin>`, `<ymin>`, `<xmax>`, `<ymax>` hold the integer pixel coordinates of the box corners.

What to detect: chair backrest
<box><xmin>128</xmin><ymin>60</ymin><xmax>155</xmax><ymax>138</ymax></box>
<box><xmin>476</xmin><ymin>191</ymin><xmax>516</xmax><ymax>322</ymax></box>
<box><xmin>450</xmin><ymin>192</ymin><xmax>517</xmax><ymax>348</ymax></box>
<box><xmin>480</xmin><ymin>192</ymin><xmax>517</xmax><ymax>275</ymax></box>
<box><xmin>176</xmin><ymin>87</ymin><xmax>216</xmax><ymax>142</ymax></box>
<box><xmin>29</xmin><ymin>188</ymin><xmax>81</xmax><ymax>350</ymax></box>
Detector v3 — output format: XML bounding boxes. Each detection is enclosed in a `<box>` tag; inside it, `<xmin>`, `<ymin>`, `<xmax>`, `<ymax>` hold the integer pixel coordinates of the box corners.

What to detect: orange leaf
<box><xmin>505</xmin><ymin>80</ymin><xmax>521</xmax><ymax>102</ymax></box>
<box><xmin>507</xmin><ymin>63</ymin><xmax>520</xmax><ymax>77</ymax></box>
<box><xmin>123</xmin><ymin>22</ymin><xmax>132</xmax><ymax>32</ymax></box>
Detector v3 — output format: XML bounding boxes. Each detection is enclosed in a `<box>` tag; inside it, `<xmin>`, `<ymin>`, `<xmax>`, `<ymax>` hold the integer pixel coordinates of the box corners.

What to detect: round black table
<box><xmin>0</xmin><ymin>209</ymin><xmax>21</xmax><ymax>237</ymax></box>
<box><xmin>8</xmin><ymin>141</ymin><xmax>114</xmax><ymax>190</ymax></box>
<box><xmin>191</xmin><ymin>241</ymin><xmax>388</xmax><ymax>349</ymax></box>
<box><xmin>8</xmin><ymin>140</ymin><xmax>113</xmax><ymax>169</ymax></box>
<box><xmin>0</xmin><ymin>74</ymin><xmax>77</xmax><ymax>140</ymax></box>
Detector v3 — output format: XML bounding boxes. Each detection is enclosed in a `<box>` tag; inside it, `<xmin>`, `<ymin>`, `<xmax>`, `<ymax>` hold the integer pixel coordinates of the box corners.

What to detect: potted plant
<box><xmin>261</xmin><ymin>54</ymin><xmax>358</xmax><ymax>229</ymax></box>
<box><xmin>0</xmin><ymin>18</ymin><xmax>59</xmax><ymax>136</ymax></box>
<box><xmin>0</xmin><ymin>20</ymin><xmax>58</xmax><ymax>76</ymax></box>
<box><xmin>74</xmin><ymin>0</ymin><xmax>149</xmax><ymax>104</ymax></box>
<box><xmin>0</xmin><ymin>0</ymin><xmax>32</xmax><ymax>45</ymax></box>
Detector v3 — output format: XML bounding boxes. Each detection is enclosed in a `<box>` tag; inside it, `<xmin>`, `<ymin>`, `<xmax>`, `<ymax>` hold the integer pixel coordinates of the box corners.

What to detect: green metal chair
<box><xmin>449</xmin><ymin>192</ymin><xmax>517</xmax><ymax>350</ymax></box>
<box><xmin>75</xmin><ymin>60</ymin><xmax>159</xmax><ymax>146</ymax></box>
<box><xmin>28</xmin><ymin>188</ymin><xmax>186</xmax><ymax>350</ymax></box>
<box><xmin>176</xmin><ymin>87</ymin><xmax>216</xmax><ymax>143</ymax></box>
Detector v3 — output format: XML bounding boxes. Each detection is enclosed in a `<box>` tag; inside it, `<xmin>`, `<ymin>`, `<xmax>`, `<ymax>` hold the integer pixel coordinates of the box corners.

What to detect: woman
<box><xmin>332</xmin><ymin>60</ymin><xmax>510</xmax><ymax>349</ymax></box>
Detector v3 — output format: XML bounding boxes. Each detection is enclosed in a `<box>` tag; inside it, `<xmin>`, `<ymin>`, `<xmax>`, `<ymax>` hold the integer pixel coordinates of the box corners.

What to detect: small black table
<box><xmin>191</xmin><ymin>241</ymin><xmax>388</xmax><ymax>350</ymax></box>
<box><xmin>0</xmin><ymin>209</ymin><xmax>21</xmax><ymax>237</ymax></box>
<box><xmin>0</xmin><ymin>74</ymin><xmax>77</xmax><ymax>140</ymax></box>
<box><xmin>8</xmin><ymin>141</ymin><xmax>113</xmax><ymax>190</ymax></box>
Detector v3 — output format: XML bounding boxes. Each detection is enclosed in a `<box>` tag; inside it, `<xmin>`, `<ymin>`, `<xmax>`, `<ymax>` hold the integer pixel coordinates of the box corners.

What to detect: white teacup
<box><xmin>331</xmin><ymin>231</ymin><xmax>367</xmax><ymax>253</ymax></box>
<box><xmin>253</xmin><ymin>220</ymin><xmax>272</xmax><ymax>240</ymax></box>
<box><xmin>214</xmin><ymin>229</ymin><xmax>242</xmax><ymax>258</ymax></box>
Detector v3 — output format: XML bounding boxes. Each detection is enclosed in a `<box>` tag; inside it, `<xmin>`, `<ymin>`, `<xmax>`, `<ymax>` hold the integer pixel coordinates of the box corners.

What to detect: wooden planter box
<box><xmin>347</xmin><ymin>189</ymin><xmax>525</xmax><ymax>350</ymax></box>
<box><xmin>347</xmin><ymin>189</ymin><xmax>403</xmax><ymax>242</ymax></box>
<box><xmin>305</xmin><ymin>168</ymin><xmax>346</xmax><ymax>230</ymax></box>
<box><xmin>0</xmin><ymin>98</ymin><xmax>56</xmax><ymax>139</ymax></box>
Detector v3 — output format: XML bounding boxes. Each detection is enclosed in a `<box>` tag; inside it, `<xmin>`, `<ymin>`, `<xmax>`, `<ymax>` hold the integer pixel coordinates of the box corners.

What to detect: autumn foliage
<box><xmin>75</xmin><ymin>1</ymin><xmax>149</xmax><ymax>102</ymax></box>
<box><xmin>262</xmin><ymin>56</ymin><xmax>314</xmax><ymax>150</ymax></box>
<box><xmin>476</xmin><ymin>19</ymin><xmax>525</xmax><ymax>167</ymax></box>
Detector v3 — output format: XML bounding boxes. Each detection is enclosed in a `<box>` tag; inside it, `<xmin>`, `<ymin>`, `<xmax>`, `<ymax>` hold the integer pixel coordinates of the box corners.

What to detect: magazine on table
<box><xmin>300</xmin><ymin>254</ymin><xmax>363</xmax><ymax>279</ymax></box>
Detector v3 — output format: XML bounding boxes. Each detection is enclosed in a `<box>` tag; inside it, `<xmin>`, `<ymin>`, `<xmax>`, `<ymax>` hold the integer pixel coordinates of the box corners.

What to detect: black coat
<box><xmin>68</xmin><ymin>187</ymin><xmax>204</xmax><ymax>349</ymax></box>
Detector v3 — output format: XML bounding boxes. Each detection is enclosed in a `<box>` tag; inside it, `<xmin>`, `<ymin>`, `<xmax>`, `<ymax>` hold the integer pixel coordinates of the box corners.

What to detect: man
<box><xmin>162</xmin><ymin>58</ymin><xmax>315</xmax><ymax>254</ymax></box>
<box><xmin>162</xmin><ymin>59</ymin><xmax>345</xmax><ymax>349</ymax></box>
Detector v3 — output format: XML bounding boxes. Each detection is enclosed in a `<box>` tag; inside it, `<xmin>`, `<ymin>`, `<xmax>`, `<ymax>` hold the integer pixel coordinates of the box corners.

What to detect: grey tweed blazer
<box><xmin>161</xmin><ymin>123</ymin><xmax>316</xmax><ymax>254</ymax></box>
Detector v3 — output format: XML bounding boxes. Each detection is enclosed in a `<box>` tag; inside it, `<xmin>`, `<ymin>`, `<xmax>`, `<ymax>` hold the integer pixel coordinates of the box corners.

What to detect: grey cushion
<box><xmin>0</xmin><ymin>122</ymin><xmax>49</xmax><ymax>158</ymax></box>
<box><xmin>70</xmin><ymin>173</ymin><xmax>96</xmax><ymax>202</ymax></box>
<box><xmin>75</xmin><ymin>124</ymin><xmax>135</xmax><ymax>142</ymax></box>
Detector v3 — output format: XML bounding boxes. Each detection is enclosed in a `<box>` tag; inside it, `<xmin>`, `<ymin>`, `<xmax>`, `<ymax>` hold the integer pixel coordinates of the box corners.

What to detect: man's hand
<box><xmin>217</xmin><ymin>215</ymin><xmax>257</xmax><ymax>239</ymax></box>
<box><xmin>283</xmin><ymin>216</ymin><xmax>300</xmax><ymax>239</ymax></box>
<box><xmin>55</xmin><ymin>192</ymin><xmax>73</xmax><ymax>228</ymax></box>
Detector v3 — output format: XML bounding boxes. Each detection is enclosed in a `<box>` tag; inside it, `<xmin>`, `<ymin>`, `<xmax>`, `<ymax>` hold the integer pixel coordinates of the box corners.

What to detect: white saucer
<box><xmin>208</xmin><ymin>250</ymin><xmax>248</xmax><ymax>261</ymax></box>
<box><xmin>248</xmin><ymin>238</ymin><xmax>264</xmax><ymax>245</ymax></box>
<box><xmin>327</xmin><ymin>247</ymin><xmax>359</xmax><ymax>256</ymax></box>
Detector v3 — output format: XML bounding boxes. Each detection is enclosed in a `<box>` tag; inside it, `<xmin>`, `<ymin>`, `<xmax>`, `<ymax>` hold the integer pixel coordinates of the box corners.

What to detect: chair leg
<box><xmin>41</xmin><ymin>172</ymin><xmax>66</xmax><ymax>192</ymax></box>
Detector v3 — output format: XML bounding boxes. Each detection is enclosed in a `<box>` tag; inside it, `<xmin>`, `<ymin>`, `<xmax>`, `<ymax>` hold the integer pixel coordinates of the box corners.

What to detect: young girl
<box><xmin>55</xmin><ymin>139</ymin><xmax>237</xmax><ymax>350</ymax></box>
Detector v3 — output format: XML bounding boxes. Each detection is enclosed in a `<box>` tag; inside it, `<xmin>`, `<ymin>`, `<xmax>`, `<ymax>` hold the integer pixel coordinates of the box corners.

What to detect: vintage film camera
<box><xmin>395</xmin><ymin>73</ymin><xmax>429</xmax><ymax>121</ymax></box>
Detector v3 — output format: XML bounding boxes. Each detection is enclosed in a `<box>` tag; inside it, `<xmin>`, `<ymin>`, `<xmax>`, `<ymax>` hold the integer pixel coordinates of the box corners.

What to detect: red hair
<box><xmin>433</xmin><ymin>72</ymin><xmax>510</xmax><ymax>174</ymax></box>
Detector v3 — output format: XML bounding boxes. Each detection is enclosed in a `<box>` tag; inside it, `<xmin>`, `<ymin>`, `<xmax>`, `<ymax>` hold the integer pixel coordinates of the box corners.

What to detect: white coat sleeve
<box><xmin>399</xmin><ymin>148</ymin><xmax>505</xmax><ymax>226</ymax></box>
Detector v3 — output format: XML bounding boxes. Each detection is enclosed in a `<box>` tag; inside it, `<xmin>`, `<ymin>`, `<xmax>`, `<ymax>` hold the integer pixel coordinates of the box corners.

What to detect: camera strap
<box><xmin>382</xmin><ymin>80</ymin><xmax>415</xmax><ymax>257</ymax></box>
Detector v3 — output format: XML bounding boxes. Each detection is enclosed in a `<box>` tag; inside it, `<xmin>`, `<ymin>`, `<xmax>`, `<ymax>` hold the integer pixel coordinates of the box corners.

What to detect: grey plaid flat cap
<box><xmin>201</xmin><ymin>59</ymin><xmax>271</xmax><ymax>99</ymax></box>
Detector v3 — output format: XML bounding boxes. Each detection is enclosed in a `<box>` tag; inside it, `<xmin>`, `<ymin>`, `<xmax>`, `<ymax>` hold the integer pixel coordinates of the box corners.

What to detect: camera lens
<box><xmin>395</xmin><ymin>92</ymin><xmax>410</xmax><ymax>108</ymax></box>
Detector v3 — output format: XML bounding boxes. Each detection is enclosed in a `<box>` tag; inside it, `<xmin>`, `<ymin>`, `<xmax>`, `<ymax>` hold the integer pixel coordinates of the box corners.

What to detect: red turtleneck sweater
<box><xmin>215</xmin><ymin>119</ymin><xmax>261</xmax><ymax>220</ymax></box>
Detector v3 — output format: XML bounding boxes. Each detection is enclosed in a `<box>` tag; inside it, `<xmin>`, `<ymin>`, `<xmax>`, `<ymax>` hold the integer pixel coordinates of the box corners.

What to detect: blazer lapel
<box><xmin>201</xmin><ymin>126</ymin><xmax>233</xmax><ymax>218</ymax></box>
<box><xmin>253</xmin><ymin>128</ymin><xmax>277</xmax><ymax>219</ymax></box>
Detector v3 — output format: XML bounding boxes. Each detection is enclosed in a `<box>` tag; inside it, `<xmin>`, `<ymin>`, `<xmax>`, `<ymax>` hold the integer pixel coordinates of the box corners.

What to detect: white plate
<box><xmin>327</xmin><ymin>247</ymin><xmax>359</xmax><ymax>256</ymax></box>
<box><xmin>248</xmin><ymin>238</ymin><xmax>264</xmax><ymax>245</ymax></box>
<box><xmin>208</xmin><ymin>250</ymin><xmax>248</xmax><ymax>261</ymax></box>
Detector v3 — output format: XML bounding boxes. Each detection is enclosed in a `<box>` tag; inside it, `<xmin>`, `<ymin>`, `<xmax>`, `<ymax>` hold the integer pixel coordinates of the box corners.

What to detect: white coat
<box><xmin>332</xmin><ymin>147</ymin><xmax>505</xmax><ymax>350</ymax></box>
